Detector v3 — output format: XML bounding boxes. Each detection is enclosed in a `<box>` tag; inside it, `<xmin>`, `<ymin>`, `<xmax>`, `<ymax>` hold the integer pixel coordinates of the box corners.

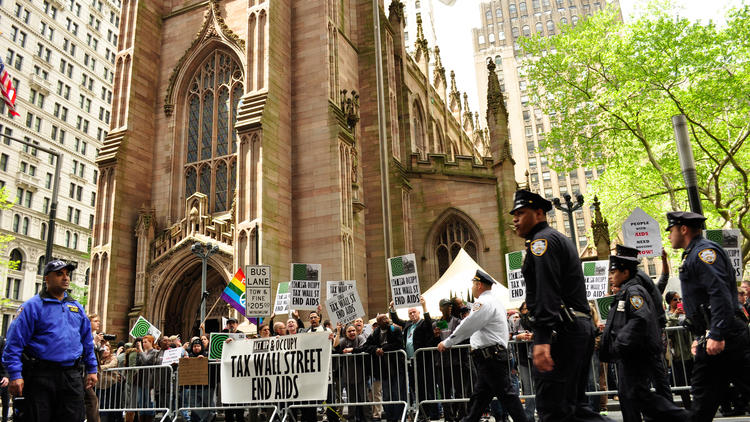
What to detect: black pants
<box><xmin>534</xmin><ymin>318</ymin><xmax>613</xmax><ymax>422</ymax></box>
<box><xmin>0</xmin><ymin>386</ymin><xmax>8</xmax><ymax>422</ymax></box>
<box><xmin>409</xmin><ymin>357</ymin><xmax>439</xmax><ymax>420</ymax></box>
<box><xmin>690</xmin><ymin>330</ymin><xmax>750</xmax><ymax>422</ymax></box>
<box><xmin>22</xmin><ymin>366</ymin><xmax>86</xmax><ymax>422</ymax></box>
<box><xmin>616</xmin><ymin>358</ymin><xmax>689</xmax><ymax>422</ymax></box>
<box><xmin>224</xmin><ymin>408</ymin><xmax>245</xmax><ymax>422</ymax></box>
<box><xmin>462</xmin><ymin>347</ymin><xmax>526</xmax><ymax>422</ymax></box>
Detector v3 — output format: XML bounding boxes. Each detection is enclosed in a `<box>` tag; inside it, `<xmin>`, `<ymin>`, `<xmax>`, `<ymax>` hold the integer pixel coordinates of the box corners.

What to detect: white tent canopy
<box><xmin>393</xmin><ymin>248</ymin><xmax>514</xmax><ymax>320</ymax></box>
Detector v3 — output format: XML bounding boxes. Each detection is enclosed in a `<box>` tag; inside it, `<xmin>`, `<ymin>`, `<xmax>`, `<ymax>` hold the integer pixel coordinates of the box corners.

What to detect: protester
<box><xmin>510</xmin><ymin>302</ymin><xmax>535</xmax><ymax>421</ymax></box>
<box><xmin>258</xmin><ymin>323</ymin><xmax>272</xmax><ymax>338</ymax></box>
<box><xmin>667</xmin><ymin>211</ymin><xmax>750</xmax><ymax>421</ymax></box>
<box><xmin>665</xmin><ymin>291</ymin><xmax>693</xmax><ymax>409</ymax></box>
<box><xmin>362</xmin><ymin>314</ymin><xmax>406</xmax><ymax>422</ymax></box>
<box><xmin>600</xmin><ymin>255</ymin><xmax>689</xmax><ymax>422</ymax></box>
<box><xmin>510</xmin><ymin>189</ymin><xmax>611</xmax><ymax>422</ymax></box>
<box><xmin>97</xmin><ymin>342</ymin><xmax>122</xmax><ymax>422</ymax></box>
<box><xmin>2</xmin><ymin>259</ymin><xmax>97</xmax><ymax>421</ymax></box>
<box><xmin>434</xmin><ymin>297</ymin><xmax>465</xmax><ymax>421</ymax></box>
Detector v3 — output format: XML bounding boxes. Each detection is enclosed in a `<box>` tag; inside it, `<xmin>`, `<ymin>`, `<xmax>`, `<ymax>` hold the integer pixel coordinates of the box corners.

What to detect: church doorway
<box><xmin>162</xmin><ymin>261</ymin><xmax>227</xmax><ymax>339</ymax></box>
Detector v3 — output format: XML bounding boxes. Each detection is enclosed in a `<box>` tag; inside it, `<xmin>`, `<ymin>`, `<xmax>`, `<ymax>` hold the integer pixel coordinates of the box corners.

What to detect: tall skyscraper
<box><xmin>472</xmin><ymin>0</ymin><xmax>621</xmax><ymax>252</ymax></box>
<box><xmin>0</xmin><ymin>0</ymin><xmax>121</xmax><ymax>335</ymax></box>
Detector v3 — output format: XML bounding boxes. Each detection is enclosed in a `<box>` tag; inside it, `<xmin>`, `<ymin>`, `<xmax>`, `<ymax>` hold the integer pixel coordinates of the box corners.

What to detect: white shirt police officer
<box><xmin>438</xmin><ymin>270</ymin><xmax>528</xmax><ymax>422</ymax></box>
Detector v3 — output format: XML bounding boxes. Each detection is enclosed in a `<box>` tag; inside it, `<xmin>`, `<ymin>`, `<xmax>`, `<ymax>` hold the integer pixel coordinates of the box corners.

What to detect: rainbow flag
<box><xmin>221</xmin><ymin>269</ymin><xmax>246</xmax><ymax>316</ymax></box>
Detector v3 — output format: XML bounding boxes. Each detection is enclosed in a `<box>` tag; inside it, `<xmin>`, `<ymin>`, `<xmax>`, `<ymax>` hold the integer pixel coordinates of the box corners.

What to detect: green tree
<box><xmin>521</xmin><ymin>3</ymin><xmax>750</xmax><ymax>270</ymax></box>
<box><xmin>0</xmin><ymin>187</ymin><xmax>17</xmax><ymax>307</ymax></box>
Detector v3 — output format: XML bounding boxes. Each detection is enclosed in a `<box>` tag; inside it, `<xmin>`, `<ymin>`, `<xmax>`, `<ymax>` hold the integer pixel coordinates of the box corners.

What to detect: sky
<box><xmin>428</xmin><ymin>0</ymin><xmax>745</xmax><ymax>115</ymax></box>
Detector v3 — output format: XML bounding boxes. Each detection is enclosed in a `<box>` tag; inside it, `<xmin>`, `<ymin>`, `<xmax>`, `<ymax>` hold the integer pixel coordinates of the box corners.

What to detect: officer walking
<box><xmin>613</xmin><ymin>245</ymin><xmax>673</xmax><ymax>407</ymax></box>
<box><xmin>599</xmin><ymin>255</ymin><xmax>689</xmax><ymax>422</ymax></box>
<box><xmin>438</xmin><ymin>269</ymin><xmax>528</xmax><ymax>422</ymax></box>
<box><xmin>509</xmin><ymin>189</ymin><xmax>612</xmax><ymax>422</ymax></box>
<box><xmin>666</xmin><ymin>211</ymin><xmax>750</xmax><ymax>421</ymax></box>
<box><xmin>2</xmin><ymin>259</ymin><xmax>98</xmax><ymax>421</ymax></box>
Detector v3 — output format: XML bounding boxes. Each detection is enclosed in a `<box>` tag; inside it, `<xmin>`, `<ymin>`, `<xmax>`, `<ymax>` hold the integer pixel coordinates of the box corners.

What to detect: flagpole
<box><xmin>200</xmin><ymin>295</ymin><xmax>223</xmax><ymax>328</ymax></box>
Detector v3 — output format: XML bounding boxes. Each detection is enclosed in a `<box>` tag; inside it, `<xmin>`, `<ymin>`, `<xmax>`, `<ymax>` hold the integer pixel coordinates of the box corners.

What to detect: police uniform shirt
<box><xmin>634</xmin><ymin>270</ymin><xmax>667</xmax><ymax>328</ymax></box>
<box><xmin>600</xmin><ymin>279</ymin><xmax>661</xmax><ymax>362</ymax></box>
<box><xmin>522</xmin><ymin>221</ymin><xmax>590</xmax><ymax>345</ymax></box>
<box><xmin>2</xmin><ymin>289</ymin><xmax>98</xmax><ymax>380</ymax></box>
<box><xmin>679</xmin><ymin>235</ymin><xmax>742</xmax><ymax>341</ymax></box>
<box><xmin>443</xmin><ymin>290</ymin><xmax>509</xmax><ymax>350</ymax></box>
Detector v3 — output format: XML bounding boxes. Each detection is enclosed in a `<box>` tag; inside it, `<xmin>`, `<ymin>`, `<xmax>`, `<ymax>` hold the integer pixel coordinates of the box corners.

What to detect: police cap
<box><xmin>615</xmin><ymin>244</ymin><xmax>640</xmax><ymax>259</ymax></box>
<box><xmin>472</xmin><ymin>269</ymin><xmax>496</xmax><ymax>285</ymax></box>
<box><xmin>609</xmin><ymin>255</ymin><xmax>638</xmax><ymax>273</ymax></box>
<box><xmin>509</xmin><ymin>189</ymin><xmax>553</xmax><ymax>214</ymax></box>
<box><xmin>665</xmin><ymin>211</ymin><xmax>706</xmax><ymax>231</ymax></box>
<box><xmin>43</xmin><ymin>259</ymin><xmax>77</xmax><ymax>275</ymax></box>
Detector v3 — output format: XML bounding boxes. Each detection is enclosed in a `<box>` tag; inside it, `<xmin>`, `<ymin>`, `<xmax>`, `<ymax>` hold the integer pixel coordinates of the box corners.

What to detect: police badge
<box><xmin>630</xmin><ymin>295</ymin><xmax>644</xmax><ymax>310</ymax></box>
<box><xmin>530</xmin><ymin>239</ymin><xmax>547</xmax><ymax>256</ymax></box>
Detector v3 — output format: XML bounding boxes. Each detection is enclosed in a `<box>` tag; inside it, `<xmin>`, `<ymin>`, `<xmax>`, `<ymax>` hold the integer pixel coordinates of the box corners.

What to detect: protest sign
<box><xmin>160</xmin><ymin>348</ymin><xmax>183</xmax><ymax>366</ymax></box>
<box><xmin>245</xmin><ymin>265</ymin><xmax>272</xmax><ymax>317</ymax></box>
<box><xmin>505</xmin><ymin>251</ymin><xmax>526</xmax><ymax>301</ymax></box>
<box><xmin>582</xmin><ymin>260</ymin><xmax>609</xmax><ymax>300</ymax></box>
<box><xmin>129</xmin><ymin>316</ymin><xmax>161</xmax><ymax>341</ymax></box>
<box><xmin>705</xmin><ymin>229</ymin><xmax>744</xmax><ymax>281</ymax></box>
<box><xmin>274</xmin><ymin>282</ymin><xmax>291</xmax><ymax>314</ymax></box>
<box><xmin>220</xmin><ymin>333</ymin><xmax>332</xmax><ymax>403</ymax></box>
<box><xmin>325</xmin><ymin>289</ymin><xmax>365</xmax><ymax>326</ymax></box>
<box><xmin>388</xmin><ymin>253</ymin><xmax>421</xmax><ymax>309</ymax></box>
<box><xmin>622</xmin><ymin>207</ymin><xmax>662</xmax><ymax>258</ymax></box>
<box><xmin>596</xmin><ymin>296</ymin><xmax>616</xmax><ymax>321</ymax></box>
<box><xmin>178</xmin><ymin>357</ymin><xmax>209</xmax><ymax>386</ymax></box>
<box><xmin>326</xmin><ymin>280</ymin><xmax>355</xmax><ymax>298</ymax></box>
<box><xmin>289</xmin><ymin>263</ymin><xmax>321</xmax><ymax>311</ymax></box>
<box><xmin>209</xmin><ymin>332</ymin><xmax>247</xmax><ymax>360</ymax></box>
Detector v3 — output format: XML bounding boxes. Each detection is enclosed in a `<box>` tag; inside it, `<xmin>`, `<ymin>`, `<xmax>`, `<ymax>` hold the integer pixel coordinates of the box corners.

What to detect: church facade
<box><xmin>89</xmin><ymin>0</ymin><xmax>522</xmax><ymax>337</ymax></box>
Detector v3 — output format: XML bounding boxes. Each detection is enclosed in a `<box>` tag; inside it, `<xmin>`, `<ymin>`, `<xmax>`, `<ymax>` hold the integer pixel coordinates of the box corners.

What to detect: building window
<box><xmin>5</xmin><ymin>278</ymin><xmax>21</xmax><ymax>300</ymax></box>
<box><xmin>9</xmin><ymin>249</ymin><xmax>23</xmax><ymax>271</ymax></box>
<box><xmin>37</xmin><ymin>256</ymin><xmax>45</xmax><ymax>275</ymax></box>
<box><xmin>184</xmin><ymin>50</ymin><xmax>242</xmax><ymax>214</ymax></box>
<box><xmin>434</xmin><ymin>215</ymin><xmax>479</xmax><ymax>277</ymax></box>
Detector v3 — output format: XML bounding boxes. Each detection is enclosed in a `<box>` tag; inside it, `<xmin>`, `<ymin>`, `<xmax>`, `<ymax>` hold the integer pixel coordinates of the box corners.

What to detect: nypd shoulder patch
<box><xmin>629</xmin><ymin>295</ymin><xmax>644</xmax><ymax>310</ymax></box>
<box><xmin>530</xmin><ymin>239</ymin><xmax>548</xmax><ymax>256</ymax></box>
<box><xmin>472</xmin><ymin>302</ymin><xmax>483</xmax><ymax>312</ymax></box>
<box><xmin>698</xmin><ymin>248</ymin><xmax>716</xmax><ymax>264</ymax></box>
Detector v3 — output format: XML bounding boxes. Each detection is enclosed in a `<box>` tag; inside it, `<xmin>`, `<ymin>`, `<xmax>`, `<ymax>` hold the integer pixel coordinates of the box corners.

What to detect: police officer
<box><xmin>600</xmin><ymin>255</ymin><xmax>689</xmax><ymax>422</ymax></box>
<box><xmin>666</xmin><ymin>211</ymin><xmax>750</xmax><ymax>421</ymax></box>
<box><xmin>438</xmin><ymin>269</ymin><xmax>528</xmax><ymax>422</ymax></box>
<box><xmin>509</xmin><ymin>189</ymin><xmax>611</xmax><ymax>422</ymax></box>
<box><xmin>2</xmin><ymin>259</ymin><xmax>98</xmax><ymax>421</ymax></box>
<box><xmin>613</xmin><ymin>245</ymin><xmax>673</xmax><ymax>407</ymax></box>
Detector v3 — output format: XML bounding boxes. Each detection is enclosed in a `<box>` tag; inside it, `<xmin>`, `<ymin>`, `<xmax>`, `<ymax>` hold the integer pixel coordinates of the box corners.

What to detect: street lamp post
<box><xmin>191</xmin><ymin>242</ymin><xmax>218</xmax><ymax>323</ymax></box>
<box><xmin>552</xmin><ymin>193</ymin><xmax>585</xmax><ymax>246</ymax></box>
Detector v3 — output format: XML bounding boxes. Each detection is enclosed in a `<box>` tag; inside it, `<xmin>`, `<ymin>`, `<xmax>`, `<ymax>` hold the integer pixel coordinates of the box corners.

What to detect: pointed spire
<box><xmin>474</xmin><ymin>112</ymin><xmax>480</xmax><ymax>129</ymax></box>
<box><xmin>463</xmin><ymin>92</ymin><xmax>470</xmax><ymax>113</ymax></box>
<box><xmin>591</xmin><ymin>196</ymin><xmax>612</xmax><ymax>260</ymax></box>
<box><xmin>388</xmin><ymin>0</ymin><xmax>405</xmax><ymax>21</ymax></box>
<box><xmin>450</xmin><ymin>70</ymin><xmax>457</xmax><ymax>93</ymax></box>
<box><xmin>433</xmin><ymin>45</ymin><xmax>446</xmax><ymax>84</ymax></box>
<box><xmin>414</xmin><ymin>13</ymin><xmax>430</xmax><ymax>62</ymax></box>
<box><xmin>486</xmin><ymin>59</ymin><xmax>506</xmax><ymax>119</ymax></box>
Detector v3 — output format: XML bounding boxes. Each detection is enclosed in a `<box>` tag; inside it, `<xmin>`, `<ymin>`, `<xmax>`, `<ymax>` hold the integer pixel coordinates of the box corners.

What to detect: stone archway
<box><xmin>161</xmin><ymin>261</ymin><xmax>228</xmax><ymax>338</ymax></box>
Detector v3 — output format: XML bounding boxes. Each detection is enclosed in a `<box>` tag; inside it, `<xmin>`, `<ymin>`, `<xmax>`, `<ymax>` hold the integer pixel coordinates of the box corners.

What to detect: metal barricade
<box><xmin>97</xmin><ymin>364</ymin><xmax>174</xmax><ymax>422</ymax></box>
<box><xmin>175</xmin><ymin>360</ymin><xmax>279</xmax><ymax>422</ymax></box>
<box><xmin>282</xmin><ymin>350</ymin><xmax>410</xmax><ymax>422</ymax></box>
<box><xmin>412</xmin><ymin>344</ymin><xmax>474</xmax><ymax>422</ymax></box>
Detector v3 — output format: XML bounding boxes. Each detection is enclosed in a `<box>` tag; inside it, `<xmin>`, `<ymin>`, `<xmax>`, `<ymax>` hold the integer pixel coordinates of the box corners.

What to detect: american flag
<box><xmin>0</xmin><ymin>58</ymin><xmax>20</xmax><ymax>117</ymax></box>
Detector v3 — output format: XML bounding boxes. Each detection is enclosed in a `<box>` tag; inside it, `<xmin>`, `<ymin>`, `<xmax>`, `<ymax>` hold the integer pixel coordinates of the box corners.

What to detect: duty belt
<box><xmin>470</xmin><ymin>344</ymin><xmax>506</xmax><ymax>359</ymax></box>
<box><xmin>24</xmin><ymin>355</ymin><xmax>83</xmax><ymax>371</ymax></box>
<box><xmin>572</xmin><ymin>310</ymin><xmax>591</xmax><ymax>319</ymax></box>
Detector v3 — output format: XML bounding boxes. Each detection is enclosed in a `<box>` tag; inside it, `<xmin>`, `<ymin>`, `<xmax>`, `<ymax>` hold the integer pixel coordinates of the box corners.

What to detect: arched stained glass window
<box><xmin>186</xmin><ymin>167</ymin><xmax>197</xmax><ymax>196</ymax></box>
<box><xmin>215</xmin><ymin>161</ymin><xmax>228</xmax><ymax>212</ymax></box>
<box><xmin>187</xmin><ymin>96</ymin><xmax>199</xmax><ymax>163</ymax></box>
<box><xmin>183</xmin><ymin>50</ymin><xmax>243</xmax><ymax>213</ymax></box>
<box><xmin>217</xmin><ymin>88</ymin><xmax>229</xmax><ymax>156</ymax></box>
<box><xmin>434</xmin><ymin>215</ymin><xmax>479</xmax><ymax>277</ymax></box>
<box><xmin>199</xmin><ymin>165</ymin><xmax>211</xmax><ymax>196</ymax></box>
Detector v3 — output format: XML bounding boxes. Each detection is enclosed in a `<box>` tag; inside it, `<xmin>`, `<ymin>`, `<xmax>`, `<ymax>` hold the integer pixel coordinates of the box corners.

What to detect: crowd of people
<box><xmin>2</xmin><ymin>190</ymin><xmax>750</xmax><ymax>422</ymax></box>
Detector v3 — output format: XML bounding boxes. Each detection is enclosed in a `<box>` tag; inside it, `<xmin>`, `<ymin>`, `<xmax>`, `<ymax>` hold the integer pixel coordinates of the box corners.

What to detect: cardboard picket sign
<box><xmin>325</xmin><ymin>289</ymin><xmax>365</xmax><ymax>326</ymax></box>
<box><xmin>289</xmin><ymin>263</ymin><xmax>321</xmax><ymax>310</ymax></box>
<box><xmin>582</xmin><ymin>260</ymin><xmax>609</xmax><ymax>300</ymax></box>
<box><xmin>506</xmin><ymin>251</ymin><xmax>526</xmax><ymax>301</ymax></box>
<box><xmin>388</xmin><ymin>254</ymin><xmax>421</xmax><ymax>309</ymax></box>
<box><xmin>622</xmin><ymin>208</ymin><xmax>662</xmax><ymax>258</ymax></box>
<box><xmin>129</xmin><ymin>316</ymin><xmax>161</xmax><ymax>341</ymax></box>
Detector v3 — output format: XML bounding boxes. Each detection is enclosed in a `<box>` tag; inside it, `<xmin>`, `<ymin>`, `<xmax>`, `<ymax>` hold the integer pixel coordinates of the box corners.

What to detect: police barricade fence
<box><xmin>97</xmin><ymin>364</ymin><xmax>174</xmax><ymax>422</ymax></box>
<box><xmin>281</xmin><ymin>349</ymin><xmax>410</xmax><ymax>422</ymax></box>
<box><xmin>175</xmin><ymin>360</ymin><xmax>279</xmax><ymax>422</ymax></box>
<box><xmin>412</xmin><ymin>344</ymin><xmax>474</xmax><ymax>422</ymax></box>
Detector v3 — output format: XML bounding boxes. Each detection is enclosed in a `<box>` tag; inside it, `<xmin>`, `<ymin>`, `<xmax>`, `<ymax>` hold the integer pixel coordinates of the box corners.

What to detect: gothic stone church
<box><xmin>89</xmin><ymin>0</ymin><xmax>523</xmax><ymax>337</ymax></box>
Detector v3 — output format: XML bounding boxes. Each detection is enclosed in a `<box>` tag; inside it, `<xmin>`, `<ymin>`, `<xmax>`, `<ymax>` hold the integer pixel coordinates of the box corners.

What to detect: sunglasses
<box><xmin>671</xmin><ymin>297</ymin><xmax>682</xmax><ymax>302</ymax></box>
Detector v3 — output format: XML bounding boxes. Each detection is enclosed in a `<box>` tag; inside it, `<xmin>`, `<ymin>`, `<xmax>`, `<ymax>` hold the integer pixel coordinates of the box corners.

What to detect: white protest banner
<box><xmin>388</xmin><ymin>253</ymin><xmax>421</xmax><ymax>309</ymax></box>
<box><xmin>289</xmin><ymin>263</ymin><xmax>322</xmax><ymax>310</ymax></box>
<box><xmin>129</xmin><ymin>316</ymin><xmax>161</xmax><ymax>341</ymax></box>
<box><xmin>245</xmin><ymin>265</ymin><xmax>272</xmax><ymax>317</ymax></box>
<box><xmin>622</xmin><ymin>207</ymin><xmax>662</xmax><ymax>258</ymax></box>
<box><xmin>325</xmin><ymin>289</ymin><xmax>365</xmax><ymax>326</ymax></box>
<box><xmin>505</xmin><ymin>251</ymin><xmax>526</xmax><ymax>301</ymax></box>
<box><xmin>160</xmin><ymin>348</ymin><xmax>183</xmax><ymax>366</ymax></box>
<box><xmin>220</xmin><ymin>332</ymin><xmax>332</xmax><ymax>403</ymax></box>
<box><xmin>582</xmin><ymin>260</ymin><xmax>609</xmax><ymax>300</ymax></box>
<box><xmin>273</xmin><ymin>282</ymin><xmax>291</xmax><ymax>314</ymax></box>
<box><xmin>326</xmin><ymin>280</ymin><xmax>355</xmax><ymax>298</ymax></box>
<box><xmin>705</xmin><ymin>229</ymin><xmax>744</xmax><ymax>281</ymax></box>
